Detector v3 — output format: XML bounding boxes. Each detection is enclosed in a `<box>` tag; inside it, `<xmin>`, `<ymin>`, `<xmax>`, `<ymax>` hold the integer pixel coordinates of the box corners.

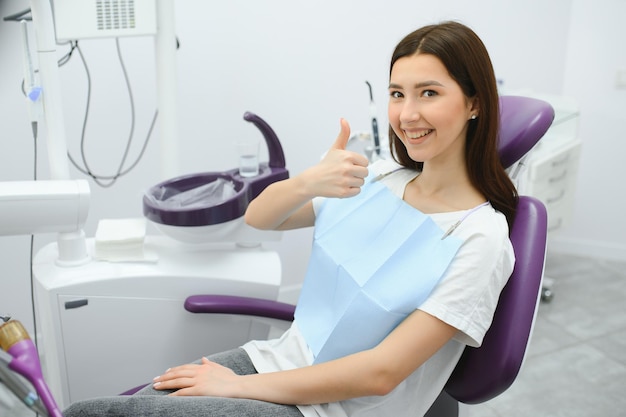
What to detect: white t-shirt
<box><xmin>243</xmin><ymin>160</ymin><xmax>515</xmax><ymax>417</ymax></box>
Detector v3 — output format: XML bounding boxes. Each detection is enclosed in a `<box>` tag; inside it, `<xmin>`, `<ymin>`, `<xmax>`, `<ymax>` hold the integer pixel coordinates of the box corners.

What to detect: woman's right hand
<box><xmin>299</xmin><ymin>118</ymin><xmax>369</xmax><ymax>199</ymax></box>
<box><xmin>244</xmin><ymin>119</ymin><xmax>369</xmax><ymax>231</ymax></box>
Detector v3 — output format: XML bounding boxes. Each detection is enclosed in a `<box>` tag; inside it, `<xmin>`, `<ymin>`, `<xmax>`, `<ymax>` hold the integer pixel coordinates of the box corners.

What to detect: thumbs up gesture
<box><xmin>301</xmin><ymin>119</ymin><xmax>369</xmax><ymax>199</ymax></box>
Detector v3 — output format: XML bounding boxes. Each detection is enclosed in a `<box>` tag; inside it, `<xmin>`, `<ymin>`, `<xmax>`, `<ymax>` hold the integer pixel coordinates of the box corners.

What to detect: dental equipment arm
<box><xmin>0</xmin><ymin>1</ymin><xmax>91</xmax><ymax>265</ymax></box>
<box><xmin>0</xmin><ymin>180</ymin><xmax>90</xmax><ymax>265</ymax></box>
<box><xmin>0</xmin><ymin>320</ymin><xmax>62</xmax><ymax>417</ymax></box>
<box><xmin>155</xmin><ymin>0</ymin><xmax>180</xmax><ymax>179</ymax></box>
<box><xmin>28</xmin><ymin>0</ymin><xmax>71</xmax><ymax>180</ymax></box>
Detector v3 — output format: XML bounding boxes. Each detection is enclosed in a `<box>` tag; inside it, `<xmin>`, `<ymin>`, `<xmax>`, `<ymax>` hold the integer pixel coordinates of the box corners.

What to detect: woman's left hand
<box><xmin>153</xmin><ymin>357</ymin><xmax>239</xmax><ymax>397</ymax></box>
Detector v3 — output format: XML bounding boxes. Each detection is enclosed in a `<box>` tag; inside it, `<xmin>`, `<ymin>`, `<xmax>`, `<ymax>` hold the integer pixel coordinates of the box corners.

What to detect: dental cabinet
<box><xmin>517</xmin><ymin>93</ymin><xmax>581</xmax><ymax>233</ymax></box>
<box><xmin>33</xmin><ymin>236</ymin><xmax>282</xmax><ymax>409</ymax></box>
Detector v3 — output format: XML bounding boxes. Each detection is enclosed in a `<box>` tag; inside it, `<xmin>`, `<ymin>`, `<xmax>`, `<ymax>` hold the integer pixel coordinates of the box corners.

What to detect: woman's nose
<box><xmin>400</xmin><ymin>100</ymin><xmax>420</xmax><ymax>123</ymax></box>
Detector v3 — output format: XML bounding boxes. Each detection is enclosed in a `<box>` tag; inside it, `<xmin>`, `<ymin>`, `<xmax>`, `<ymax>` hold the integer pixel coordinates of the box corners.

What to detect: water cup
<box><xmin>237</xmin><ymin>138</ymin><xmax>260</xmax><ymax>177</ymax></box>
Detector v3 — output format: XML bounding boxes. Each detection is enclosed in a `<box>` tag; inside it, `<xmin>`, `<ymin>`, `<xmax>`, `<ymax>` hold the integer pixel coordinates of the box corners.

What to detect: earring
<box><xmin>470</xmin><ymin>114</ymin><xmax>477</xmax><ymax>120</ymax></box>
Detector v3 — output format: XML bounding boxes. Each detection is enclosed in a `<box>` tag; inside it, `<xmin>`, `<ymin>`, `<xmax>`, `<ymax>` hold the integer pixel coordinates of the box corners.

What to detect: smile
<box><xmin>404</xmin><ymin>129</ymin><xmax>433</xmax><ymax>139</ymax></box>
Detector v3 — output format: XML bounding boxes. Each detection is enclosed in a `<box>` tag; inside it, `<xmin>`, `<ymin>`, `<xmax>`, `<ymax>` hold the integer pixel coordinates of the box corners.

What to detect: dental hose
<box><xmin>0</xmin><ymin>320</ymin><xmax>63</xmax><ymax>417</ymax></box>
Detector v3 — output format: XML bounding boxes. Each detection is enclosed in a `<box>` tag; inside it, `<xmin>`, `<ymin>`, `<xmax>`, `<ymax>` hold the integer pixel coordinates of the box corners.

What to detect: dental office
<box><xmin>1</xmin><ymin>0</ymin><xmax>625</xmax><ymax>416</ymax></box>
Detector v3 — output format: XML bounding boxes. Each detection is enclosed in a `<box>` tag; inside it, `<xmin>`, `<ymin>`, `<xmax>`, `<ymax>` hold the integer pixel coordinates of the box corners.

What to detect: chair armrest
<box><xmin>184</xmin><ymin>294</ymin><xmax>296</xmax><ymax>322</ymax></box>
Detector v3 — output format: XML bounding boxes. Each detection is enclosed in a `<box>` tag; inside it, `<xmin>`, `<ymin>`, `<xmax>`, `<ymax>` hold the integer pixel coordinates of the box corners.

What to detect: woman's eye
<box><xmin>422</xmin><ymin>90</ymin><xmax>437</xmax><ymax>98</ymax></box>
<box><xmin>390</xmin><ymin>91</ymin><xmax>403</xmax><ymax>99</ymax></box>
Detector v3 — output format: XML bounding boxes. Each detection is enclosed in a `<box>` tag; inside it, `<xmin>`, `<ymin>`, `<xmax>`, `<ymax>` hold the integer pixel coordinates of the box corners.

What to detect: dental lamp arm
<box><xmin>0</xmin><ymin>181</ymin><xmax>89</xmax><ymax>236</ymax></box>
<box><xmin>0</xmin><ymin>180</ymin><xmax>90</xmax><ymax>265</ymax></box>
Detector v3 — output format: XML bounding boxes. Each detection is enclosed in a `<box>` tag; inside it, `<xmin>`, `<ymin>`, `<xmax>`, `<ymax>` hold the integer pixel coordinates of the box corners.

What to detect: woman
<box><xmin>64</xmin><ymin>21</ymin><xmax>517</xmax><ymax>417</ymax></box>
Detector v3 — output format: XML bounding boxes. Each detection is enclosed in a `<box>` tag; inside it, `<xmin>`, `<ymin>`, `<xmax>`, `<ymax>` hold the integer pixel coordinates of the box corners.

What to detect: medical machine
<box><xmin>33</xmin><ymin>110</ymin><xmax>289</xmax><ymax>407</ymax></box>
<box><xmin>0</xmin><ymin>0</ymin><xmax>289</xmax><ymax>410</ymax></box>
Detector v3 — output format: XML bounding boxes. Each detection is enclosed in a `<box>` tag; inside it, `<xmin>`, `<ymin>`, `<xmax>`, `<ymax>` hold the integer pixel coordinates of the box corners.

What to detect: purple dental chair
<box><xmin>182</xmin><ymin>95</ymin><xmax>554</xmax><ymax>416</ymax></box>
<box><xmin>1</xmin><ymin>96</ymin><xmax>552</xmax><ymax>417</ymax></box>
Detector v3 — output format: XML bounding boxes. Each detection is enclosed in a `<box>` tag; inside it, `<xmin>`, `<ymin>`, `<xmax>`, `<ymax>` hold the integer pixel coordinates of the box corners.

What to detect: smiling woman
<box><xmin>63</xmin><ymin>21</ymin><xmax>517</xmax><ymax>417</ymax></box>
<box><xmin>387</xmin><ymin>53</ymin><xmax>484</xmax><ymax>214</ymax></box>
<box><xmin>388</xmin><ymin>53</ymin><xmax>478</xmax><ymax>200</ymax></box>
<box><xmin>388</xmin><ymin>22</ymin><xmax>517</xmax><ymax>227</ymax></box>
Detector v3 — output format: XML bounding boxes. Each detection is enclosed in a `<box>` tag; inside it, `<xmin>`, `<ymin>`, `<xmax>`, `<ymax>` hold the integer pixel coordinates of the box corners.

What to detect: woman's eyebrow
<box><xmin>388</xmin><ymin>80</ymin><xmax>444</xmax><ymax>89</ymax></box>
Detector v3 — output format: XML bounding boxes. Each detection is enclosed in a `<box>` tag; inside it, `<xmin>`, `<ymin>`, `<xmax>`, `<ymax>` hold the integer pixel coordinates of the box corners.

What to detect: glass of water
<box><xmin>237</xmin><ymin>137</ymin><xmax>260</xmax><ymax>177</ymax></box>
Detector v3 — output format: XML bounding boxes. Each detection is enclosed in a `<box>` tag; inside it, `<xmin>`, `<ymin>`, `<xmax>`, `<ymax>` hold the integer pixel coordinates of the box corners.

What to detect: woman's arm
<box><xmin>244</xmin><ymin>119</ymin><xmax>369</xmax><ymax>231</ymax></box>
<box><xmin>153</xmin><ymin>309</ymin><xmax>457</xmax><ymax>405</ymax></box>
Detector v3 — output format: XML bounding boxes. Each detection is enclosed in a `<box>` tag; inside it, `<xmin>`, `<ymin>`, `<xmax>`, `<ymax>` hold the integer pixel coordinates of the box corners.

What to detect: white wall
<box><xmin>1</xmin><ymin>0</ymin><xmax>607</xmax><ymax>336</ymax></box>
<box><xmin>553</xmin><ymin>0</ymin><xmax>626</xmax><ymax>259</ymax></box>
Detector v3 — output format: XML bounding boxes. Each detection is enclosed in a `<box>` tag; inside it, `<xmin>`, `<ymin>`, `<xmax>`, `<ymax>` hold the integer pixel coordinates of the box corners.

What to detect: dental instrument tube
<box><xmin>20</xmin><ymin>20</ymin><xmax>42</xmax><ymax>139</ymax></box>
<box><xmin>0</xmin><ymin>321</ymin><xmax>62</xmax><ymax>417</ymax></box>
<box><xmin>28</xmin><ymin>0</ymin><xmax>71</xmax><ymax>180</ymax></box>
<box><xmin>370</xmin><ymin>105</ymin><xmax>380</xmax><ymax>155</ymax></box>
<box><xmin>365</xmin><ymin>81</ymin><xmax>380</xmax><ymax>155</ymax></box>
<box><xmin>155</xmin><ymin>0</ymin><xmax>180</xmax><ymax>180</ymax></box>
<box><xmin>0</xmin><ymin>358</ymin><xmax>49</xmax><ymax>416</ymax></box>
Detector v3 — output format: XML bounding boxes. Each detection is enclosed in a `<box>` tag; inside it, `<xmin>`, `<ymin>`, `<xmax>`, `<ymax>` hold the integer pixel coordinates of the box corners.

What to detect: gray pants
<box><xmin>63</xmin><ymin>349</ymin><xmax>304</xmax><ymax>417</ymax></box>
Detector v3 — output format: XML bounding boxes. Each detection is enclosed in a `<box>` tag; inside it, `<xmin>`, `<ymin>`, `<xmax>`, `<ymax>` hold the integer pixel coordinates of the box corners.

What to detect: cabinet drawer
<box><xmin>545</xmin><ymin>196</ymin><xmax>574</xmax><ymax>231</ymax></box>
<box><xmin>527</xmin><ymin>140</ymin><xmax>581</xmax><ymax>183</ymax></box>
<box><xmin>521</xmin><ymin>137</ymin><xmax>581</xmax><ymax>232</ymax></box>
<box><xmin>528</xmin><ymin>166</ymin><xmax>578</xmax><ymax>202</ymax></box>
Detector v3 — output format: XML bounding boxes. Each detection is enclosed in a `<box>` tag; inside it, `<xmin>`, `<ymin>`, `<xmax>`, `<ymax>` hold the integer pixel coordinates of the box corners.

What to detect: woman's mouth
<box><xmin>404</xmin><ymin>129</ymin><xmax>433</xmax><ymax>141</ymax></box>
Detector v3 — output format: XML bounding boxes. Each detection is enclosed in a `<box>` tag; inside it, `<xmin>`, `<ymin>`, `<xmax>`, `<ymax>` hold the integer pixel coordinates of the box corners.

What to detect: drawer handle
<box><xmin>548</xmin><ymin>170</ymin><xmax>568</xmax><ymax>183</ymax></box>
<box><xmin>548</xmin><ymin>218</ymin><xmax>563</xmax><ymax>231</ymax></box>
<box><xmin>551</xmin><ymin>155</ymin><xmax>570</xmax><ymax>167</ymax></box>
<box><xmin>547</xmin><ymin>190</ymin><xmax>566</xmax><ymax>204</ymax></box>
<box><xmin>65</xmin><ymin>299</ymin><xmax>89</xmax><ymax>310</ymax></box>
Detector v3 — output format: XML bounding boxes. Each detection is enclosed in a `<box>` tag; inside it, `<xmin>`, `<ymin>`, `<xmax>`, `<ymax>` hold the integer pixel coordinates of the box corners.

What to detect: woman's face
<box><xmin>388</xmin><ymin>53</ymin><xmax>475</xmax><ymax>166</ymax></box>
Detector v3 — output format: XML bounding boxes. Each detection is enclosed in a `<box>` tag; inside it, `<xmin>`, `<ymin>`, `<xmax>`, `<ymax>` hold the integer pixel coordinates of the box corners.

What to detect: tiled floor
<box><xmin>468</xmin><ymin>252</ymin><xmax>626</xmax><ymax>417</ymax></box>
<box><xmin>3</xmin><ymin>253</ymin><xmax>626</xmax><ymax>417</ymax></box>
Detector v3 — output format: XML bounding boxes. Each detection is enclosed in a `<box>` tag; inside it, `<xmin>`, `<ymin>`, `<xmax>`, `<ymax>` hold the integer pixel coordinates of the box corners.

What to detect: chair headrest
<box><xmin>498</xmin><ymin>96</ymin><xmax>555</xmax><ymax>169</ymax></box>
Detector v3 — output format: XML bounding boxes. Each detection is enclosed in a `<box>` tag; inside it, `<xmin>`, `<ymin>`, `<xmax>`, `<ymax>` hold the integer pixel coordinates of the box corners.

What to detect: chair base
<box><xmin>541</xmin><ymin>276</ymin><xmax>555</xmax><ymax>302</ymax></box>
<box><xmin>424</xmin><ymin>391</ymin><xmax>459</xmax><ymax>417</ymax></box>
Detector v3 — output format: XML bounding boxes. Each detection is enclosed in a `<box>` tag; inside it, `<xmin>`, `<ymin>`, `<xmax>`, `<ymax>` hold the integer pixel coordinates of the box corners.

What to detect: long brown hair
<box><xmin>389</xmin><ymin>21</ymin><xmax>518</xmax><ymax>229</ymax></box>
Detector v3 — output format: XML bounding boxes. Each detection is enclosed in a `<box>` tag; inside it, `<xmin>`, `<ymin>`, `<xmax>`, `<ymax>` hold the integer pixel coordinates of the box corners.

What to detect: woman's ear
<box><xmin>470</xmin><ymin>97</ymin><xmax>480</xmax><ymax>116</ymax></box>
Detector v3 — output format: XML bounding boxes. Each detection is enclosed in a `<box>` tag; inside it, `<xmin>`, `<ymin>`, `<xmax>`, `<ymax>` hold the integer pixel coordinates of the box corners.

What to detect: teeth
<box><xmin>406</xmin><ymin>129</ymin><xmax>432</xmax><ymax>139</ymax></box>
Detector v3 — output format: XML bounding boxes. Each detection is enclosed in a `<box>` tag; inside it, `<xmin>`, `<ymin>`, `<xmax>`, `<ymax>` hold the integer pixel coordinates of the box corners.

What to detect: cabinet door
<box><xmin>58</xmin><ymin>294</ymin><xmax>267</xmax><ymax>403</ymax></box>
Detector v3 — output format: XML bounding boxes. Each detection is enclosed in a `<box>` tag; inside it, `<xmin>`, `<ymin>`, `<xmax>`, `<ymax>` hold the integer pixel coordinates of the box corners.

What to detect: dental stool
<box><xmin>181</xmin><ymin>96</ymin><xmax>554</xmax><ymax>416</ymax></box>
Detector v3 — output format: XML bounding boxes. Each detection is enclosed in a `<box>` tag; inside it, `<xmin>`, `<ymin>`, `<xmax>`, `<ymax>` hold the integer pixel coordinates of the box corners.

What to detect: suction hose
<box><xmin>0</xmin><ymin>320</ymin><xmax>63</xmax><ymax>417</ymax></box>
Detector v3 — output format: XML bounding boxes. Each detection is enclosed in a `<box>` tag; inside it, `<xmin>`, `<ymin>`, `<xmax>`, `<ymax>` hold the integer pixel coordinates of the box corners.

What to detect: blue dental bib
<box><xmin>294</xmin><ymin>177</ymin><xmax>463</xmax><ymax>364</ymax></box>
